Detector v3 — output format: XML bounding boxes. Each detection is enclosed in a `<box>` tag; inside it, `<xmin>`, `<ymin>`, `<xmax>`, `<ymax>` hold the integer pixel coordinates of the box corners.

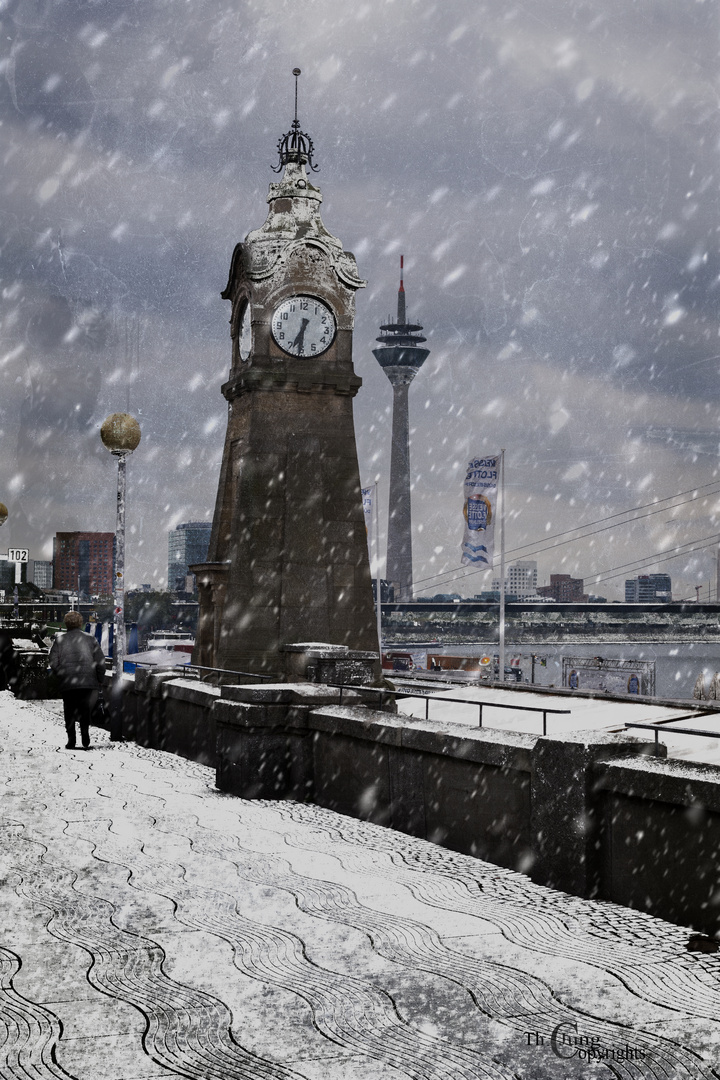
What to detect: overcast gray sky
<box><xmin>1</xmin><ymin>0</ymin><xmax>718</xmax><ymax>599</ymax></box>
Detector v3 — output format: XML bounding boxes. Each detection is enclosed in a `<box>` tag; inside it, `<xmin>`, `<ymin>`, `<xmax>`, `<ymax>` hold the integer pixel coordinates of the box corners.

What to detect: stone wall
<box><xmin>110</xmin><ymin>673</ymin><xmax>720</xmax><ymax>936</ymax></box>
<box><xmin>596</xmin><ymin>757</ymin><xmax>720</xmax><ymax>934</ymax></box>
<box><xmin>109</xmin><ymin>669</ymin><xmax>220</xmax><ymax>765</ymax></box>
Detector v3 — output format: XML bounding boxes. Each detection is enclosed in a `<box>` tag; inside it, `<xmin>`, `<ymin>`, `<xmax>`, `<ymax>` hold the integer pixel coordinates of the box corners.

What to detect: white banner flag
<box><xmin>361</xmin><ymin>487</ymin><xmax>373</xmax><ymax>531</ymax></box>
<box><xmin>461</xmin><ymin>455</ymin><xmax>499</xmax><ymax>566</ymax></box>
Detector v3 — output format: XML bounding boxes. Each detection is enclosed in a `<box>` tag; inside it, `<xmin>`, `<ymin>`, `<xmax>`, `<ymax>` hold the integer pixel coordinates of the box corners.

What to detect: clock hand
<box><xmin>290</xmin><ymin>318</ymin><xmax>310</xmax><ymax>355</ymax></box>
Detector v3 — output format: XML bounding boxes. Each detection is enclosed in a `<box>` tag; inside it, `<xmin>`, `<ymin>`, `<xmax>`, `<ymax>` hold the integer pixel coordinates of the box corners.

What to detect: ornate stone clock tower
<box><xmin>193</xmin><ymin>73</ymin><xmax>378</xmax><ymax>676</ymax></box>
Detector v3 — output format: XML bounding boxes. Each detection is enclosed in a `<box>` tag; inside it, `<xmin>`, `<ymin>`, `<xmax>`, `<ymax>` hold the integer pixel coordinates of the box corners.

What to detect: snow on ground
<box><xmin>2</xmin><ymin>691</ymin><xmax>720</xmax><ymax>1077</ymax></box>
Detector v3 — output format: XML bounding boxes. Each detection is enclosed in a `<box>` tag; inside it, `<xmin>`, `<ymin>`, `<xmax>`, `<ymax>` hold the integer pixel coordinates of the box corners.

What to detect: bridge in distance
<box><xmin>383</xmin><ymin>602</ymin><xmax>720</xmax><ymax>616</ymax></box>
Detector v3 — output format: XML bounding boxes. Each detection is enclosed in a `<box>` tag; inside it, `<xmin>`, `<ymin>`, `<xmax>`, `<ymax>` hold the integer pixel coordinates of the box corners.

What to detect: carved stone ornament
<box><xmin>228</xmin><ymin>161</ymin><xmax>366</xmax><ymax>292</ymax></box>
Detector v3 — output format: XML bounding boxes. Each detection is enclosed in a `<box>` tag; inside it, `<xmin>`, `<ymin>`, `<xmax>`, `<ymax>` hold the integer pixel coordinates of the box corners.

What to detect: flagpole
<box><xmin>498</xmin><ymin>449</ymin><xmax>506</xmax><ymax>683</ymax></box>
<box><xmin>375</xmin><ymin>480</ymin><xmax>383</xmax><ymax>659</ymax></box>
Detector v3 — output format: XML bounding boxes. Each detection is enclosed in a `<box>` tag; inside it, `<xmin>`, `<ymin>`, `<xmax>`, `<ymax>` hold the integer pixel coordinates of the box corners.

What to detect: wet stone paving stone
<box><xmin>1</xmin><ymin>691</ymin><xmax>719</xmax><ymax>1079</ymax></box>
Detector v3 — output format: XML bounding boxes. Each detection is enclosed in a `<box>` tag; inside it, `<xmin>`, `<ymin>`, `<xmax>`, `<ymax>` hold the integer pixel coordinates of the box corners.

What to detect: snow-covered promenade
<box><xmin>1</xmin><ymin>691</ymin><xmax>719</xmax><ymax>1079</ymax></box>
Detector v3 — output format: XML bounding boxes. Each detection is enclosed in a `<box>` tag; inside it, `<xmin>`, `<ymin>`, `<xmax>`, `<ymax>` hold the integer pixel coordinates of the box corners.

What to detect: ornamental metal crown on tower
<box><xmin>373</xmin><ymin>258</ymin><xmax>430</xmax><ymax>602</ymax></box>
<box><xmin>191</xmin><ymin>71</ymin><xmax>378</xmax><ymax>676</ymax></box>
<box><xmin>273</xmin><ymin>68</ymin><xmax>319</xmax><ymax>173</ymax></box>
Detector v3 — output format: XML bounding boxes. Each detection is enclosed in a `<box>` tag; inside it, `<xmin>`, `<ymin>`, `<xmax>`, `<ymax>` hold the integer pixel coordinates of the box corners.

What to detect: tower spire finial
<box><xmin>293</xmin><ymin>67</ymin><xmax>300</xmax><ymax>124</ymax></box>
<box><xmin>273</xmin><ymin>67</ymin><xmax>319</xmax><ymax>173</ymax></box>
<box><xmin>397</xmin><ymin>254</ymin><xmax>406</xmax><ymax>324</ymax></box>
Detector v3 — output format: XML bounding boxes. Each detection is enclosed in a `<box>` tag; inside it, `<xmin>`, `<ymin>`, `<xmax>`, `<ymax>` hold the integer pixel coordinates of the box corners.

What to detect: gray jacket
<box><xmin>49</xmin><ymin>629</ymin><xmax>106</xmax><ymax>691</ymax></box>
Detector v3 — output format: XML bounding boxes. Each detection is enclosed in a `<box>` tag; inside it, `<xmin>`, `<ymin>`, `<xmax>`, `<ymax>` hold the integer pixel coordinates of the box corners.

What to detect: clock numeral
<box><xmin>278</xmin><ymin>332</ymin><xmax>285</xmax><ymax>340</ymax></box>
<box><xmin>300</xmin><ymin>301</ymin><xmax>308</xmax><ymax>310</ymax></box>
<box><xmin>282</xmin><ymin>312</ymin><xmax>289</xmax><ymax>320</ymax></box>
<box><xmin>311</xmin><ymin>343</ymin><xmax>317</xmax><ymax>352</ymax></box>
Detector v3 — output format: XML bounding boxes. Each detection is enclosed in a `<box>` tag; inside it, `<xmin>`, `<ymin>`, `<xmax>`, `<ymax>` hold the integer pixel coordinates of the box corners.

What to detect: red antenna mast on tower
<box><xmin>397</xmin><ymin>255</ymin><xmax>406</xmax><ymax>323</ymax></box>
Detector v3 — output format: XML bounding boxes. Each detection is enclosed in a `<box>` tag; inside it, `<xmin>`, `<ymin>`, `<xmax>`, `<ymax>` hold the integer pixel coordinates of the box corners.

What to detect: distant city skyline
<box><xmin>4</xmin><ymin>527</ymin><xmax>712</xmax><ymax>604</ymax></box>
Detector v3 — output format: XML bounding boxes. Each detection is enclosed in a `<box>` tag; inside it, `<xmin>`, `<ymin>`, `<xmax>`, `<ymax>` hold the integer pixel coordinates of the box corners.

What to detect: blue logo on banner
<box><xmin>467</xmin><ymin>498</ymin><xmax>488</xmax><ymax>531</ymax></box>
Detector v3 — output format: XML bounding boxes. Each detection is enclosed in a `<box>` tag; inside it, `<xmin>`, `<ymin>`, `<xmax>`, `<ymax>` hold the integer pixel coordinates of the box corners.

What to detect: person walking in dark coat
<box><xmin>0</xmin><ymin>627</ymin><xmax>18</xmax><ymax>693</ymax></box>
<box><xmin>49</xmin><ymin>611</ymin><xmax>106</xmax><ymax>749</ymax></box>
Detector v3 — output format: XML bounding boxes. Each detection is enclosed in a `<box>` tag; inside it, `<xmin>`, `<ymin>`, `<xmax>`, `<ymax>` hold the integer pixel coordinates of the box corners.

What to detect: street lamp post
<box><xmin>101</xmin><ymin>414</ymin><xmax>141</xmax><ymax>688</ymax></box>
<box><xmin>0</xmin><ymin>504</ymin><xmax>7</xmax><ymax>615</ymax></box>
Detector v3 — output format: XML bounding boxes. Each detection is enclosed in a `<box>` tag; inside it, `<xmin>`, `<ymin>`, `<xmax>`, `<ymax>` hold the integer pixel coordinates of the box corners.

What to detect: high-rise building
<box><xmin>53</xmin><ymin>532</ymin><xmax>114</xmax><ymax>596</ymax></box>
<box><xmin>168</xmin><ymin>522</ymin><xmax>211</xmax><ymax>593</ymax></box>
<box><xmin>372</xmin><ymin>258</ymin><xmax>430</xmax><ymax>601</ymax></box>
<box><xmin>625</xmin><ymin>574</ymin><xmax>672</xmax><ymax>602</ymax></box>
<box><xmin>537</xmin><ymin>574</ymin><xmax>588</xmax><ymax>603</ymax></box>
<box><xmin>30</xmin><ymin>560</ymin><xmax>53</xmax><ymax>590</ymax></box>
<box><xmin>492</xmin><ymin>560</ymin><xmax>538</xmax><ymax>598</ymax></box>
<box><xmin>0</xmin><ymin>559</ymin><xmax>27</xmax><ymax>594</ymax></box>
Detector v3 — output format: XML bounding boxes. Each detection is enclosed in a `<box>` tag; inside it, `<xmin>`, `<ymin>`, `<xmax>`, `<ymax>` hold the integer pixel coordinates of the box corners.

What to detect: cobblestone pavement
<box><xmin>1</xmin><ymin>692</ymin><xmax>719</xmax><ymax>1080</ymax></box>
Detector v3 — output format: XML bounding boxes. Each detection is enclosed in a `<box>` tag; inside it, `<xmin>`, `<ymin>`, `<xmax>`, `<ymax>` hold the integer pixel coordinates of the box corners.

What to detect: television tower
<box><xmin>373</xmin><ymin>257</ymin><xmax>430</xmax><ymax>601</ymax></box>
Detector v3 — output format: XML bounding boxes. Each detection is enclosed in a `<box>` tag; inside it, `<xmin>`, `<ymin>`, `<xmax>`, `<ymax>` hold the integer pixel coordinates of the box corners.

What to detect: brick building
<box><xmin>537</xmin><ymin>574</ymin><xmax>588</xmax><ymax>603</ymax></box>
<box><xmin>53</xmin><ymin>532</ymin><xmax>115</xmax><ymax>597</ymax></box>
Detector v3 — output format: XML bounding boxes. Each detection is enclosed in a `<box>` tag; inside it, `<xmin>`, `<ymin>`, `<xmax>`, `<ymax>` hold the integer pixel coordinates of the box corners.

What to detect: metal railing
<box><xmin>330</xmin><ymin>683</ymin><xmax>571</xmax><ymax>735</ymax></box>
<box><xmin>183</xmin><ymin>663</ymin><xmax>274</xmax><ymax>683</ymax></box>
<box><xmin>134</xmin><ymin>661</ymin><xmax>274</xmax><ymax>684</ymax></box>
<box><xmin>129</xmin><ymin>662</ymin><xmax>570</xmax><ymax>734</ymax></box>
<box><xmin>625</xmin><ymin>713</ymin><xmax>720</xmax><ymax>754</ymax></box>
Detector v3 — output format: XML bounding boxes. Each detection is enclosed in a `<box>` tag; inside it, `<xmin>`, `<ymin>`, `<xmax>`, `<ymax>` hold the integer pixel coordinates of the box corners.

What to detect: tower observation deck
<box><xmin>372</xmin><ymin>257</ymin><xmax>430</xmax><ymax>601</ymax></box>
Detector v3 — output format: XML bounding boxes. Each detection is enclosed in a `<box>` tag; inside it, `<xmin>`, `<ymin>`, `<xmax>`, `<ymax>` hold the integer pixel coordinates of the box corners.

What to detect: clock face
<box><xmin>271</xmin><ymin>296</ymin><xmax>336</xmax><ymax>358</ymax></box>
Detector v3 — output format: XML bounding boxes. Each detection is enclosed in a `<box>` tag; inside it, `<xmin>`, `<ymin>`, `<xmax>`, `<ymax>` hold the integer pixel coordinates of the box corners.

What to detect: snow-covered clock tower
<box><xmin>192</xmin><ymin>72</ymin><xmax>378</xmax><ymax>675</ymax></box>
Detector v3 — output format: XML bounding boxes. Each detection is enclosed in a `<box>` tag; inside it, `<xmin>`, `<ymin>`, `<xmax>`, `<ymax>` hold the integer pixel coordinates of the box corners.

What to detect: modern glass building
<box><xmin>625</xmin><ymin>574</ymin><xmax>672</xmax><ymax>602</ymax></box>
<box><xmin>168</xmin><ymin>522</ymin><xmax>211</xmax><ymax>593</ymax></box>
<box><xmin>31</xmin><ymin>560</ymin><xmax>53</xmax><ymax>590</ymax></box>
<box><xmin>0</xmin><ymin>558</ymin><xmax>27</xmax><ymax>594</ymax></box>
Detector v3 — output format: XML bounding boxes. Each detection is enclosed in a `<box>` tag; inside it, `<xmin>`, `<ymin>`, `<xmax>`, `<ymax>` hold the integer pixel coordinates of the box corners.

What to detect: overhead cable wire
<box><xmin>424</xmin><ymin>525</ymin><xmax>720</xmax><ymax>596</ymax></box>
<box><xmin>504</xmin><ymin>484</ymin><xmax>720</xmax><ymax>559</ymax></box>
<box><xmin>412</xmin><ymin>480</ymin><xmax>720</xmax><ymax>590</ymax></box>
<box><xmin>590</xmin><ymin>533</ymin><xmax>720</xmax><ymax>586</ymax></box>
<box><xmin>404</xmin><ymin>536</ymin><xmax>720</xmax><ymax>605</ymax></box>
<box><xmin>411</xmin><ymin>483</ymin><xmax>720</xmax><ymax>594</ymax></box>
